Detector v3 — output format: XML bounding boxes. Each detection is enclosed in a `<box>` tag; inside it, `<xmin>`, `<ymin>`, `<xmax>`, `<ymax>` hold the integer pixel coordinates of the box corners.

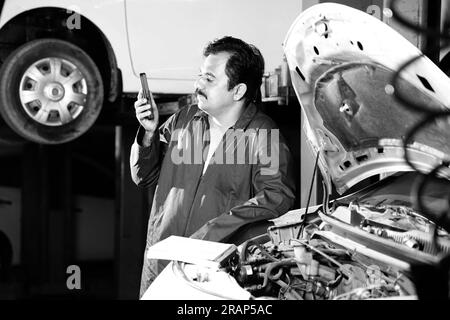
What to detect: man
<box><xmin>131</xmin><ymin>36</ymin><xmax>295</xmax><ymax>297</ymax></box>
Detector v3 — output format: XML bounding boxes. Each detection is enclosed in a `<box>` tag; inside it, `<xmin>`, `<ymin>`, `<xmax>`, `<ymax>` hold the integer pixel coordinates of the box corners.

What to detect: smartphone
<box><xmin>139</xmin><ymin>72</ymin><xmax>154</xmax><ymax>120</ymax></box>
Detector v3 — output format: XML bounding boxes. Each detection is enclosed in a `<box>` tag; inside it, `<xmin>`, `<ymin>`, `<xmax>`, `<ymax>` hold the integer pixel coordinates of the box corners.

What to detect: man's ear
<box><xmin>233</xmin><ymin>83</ymin><xmax>247</xmax><ymax>101</ymax></box>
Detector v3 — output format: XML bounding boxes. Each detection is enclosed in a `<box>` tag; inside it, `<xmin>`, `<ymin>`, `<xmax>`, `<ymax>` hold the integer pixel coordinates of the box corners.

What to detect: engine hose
<box><xmin>275</xmin><ymin>280</ymin><xmax>304</xmax><ymax>300</ymax></box>
<box><xmin>261</xmin><ymin>259</ymin><xmax>298</xmax><ymax>289</ymax></box>
<box><xmin>326</xmin><ymin>272</ymin><xmax>344</xmax><ymax>289</ymax></box>
<box><xmin>255</xmin><ymin>243</ymin><xmax>279</xmax><ymax>262</ymax></box>
<box><xmin>245</xmin><ymin>256</ymin><xmax>279</xmax><ymax>265</ymax></box>
<box><xmin>240</xmin><ymin>233</ymin><xmax>271</xmax><ymax>264</ymax></box>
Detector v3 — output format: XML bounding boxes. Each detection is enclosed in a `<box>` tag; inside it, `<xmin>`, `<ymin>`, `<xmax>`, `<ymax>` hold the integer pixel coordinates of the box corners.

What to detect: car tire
<box><xmin>0</xmin><ymin>121</ymin><xmax>25</xmax><ymax>146</ymax></box>
<box><xmin>0</xmin><ymin>39</ymin><xmax>104</xmax><ymax>144</ymax></box>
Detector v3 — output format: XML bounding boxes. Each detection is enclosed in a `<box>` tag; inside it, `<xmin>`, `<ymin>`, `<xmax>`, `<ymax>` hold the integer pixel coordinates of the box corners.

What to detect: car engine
<box><xmin>228</xmin><ymin>203</ymin><xmax>450</xmax><ymax>300</ymax></box>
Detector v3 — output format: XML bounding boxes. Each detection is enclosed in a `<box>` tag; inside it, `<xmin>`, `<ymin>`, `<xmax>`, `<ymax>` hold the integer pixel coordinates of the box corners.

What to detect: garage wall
<box><xmin>0</xmin><ymin>186</ymin><xmax>115</xmax><ymax>265</ymax></box>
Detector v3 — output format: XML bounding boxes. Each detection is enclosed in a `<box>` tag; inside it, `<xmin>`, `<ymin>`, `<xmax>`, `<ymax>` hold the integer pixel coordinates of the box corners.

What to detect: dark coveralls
<box><xmin>130</xmin><ymin>102</ymin><xmax>296</xmax><ymax>297</ymax></box>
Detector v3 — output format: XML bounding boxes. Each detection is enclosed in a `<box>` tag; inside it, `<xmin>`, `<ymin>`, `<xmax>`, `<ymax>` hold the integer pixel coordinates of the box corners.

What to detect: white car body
<box><xmin>0</xmin><ymin>0</ymin><xmax>301</xmax><ymax>94</ymax></box>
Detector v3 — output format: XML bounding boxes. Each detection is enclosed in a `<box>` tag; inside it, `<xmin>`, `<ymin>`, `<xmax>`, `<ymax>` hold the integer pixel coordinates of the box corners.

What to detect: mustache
<box><xmin>195</xmin><ymin>88</ymin><xmax>207</xmax><ymax>99</ymax></box>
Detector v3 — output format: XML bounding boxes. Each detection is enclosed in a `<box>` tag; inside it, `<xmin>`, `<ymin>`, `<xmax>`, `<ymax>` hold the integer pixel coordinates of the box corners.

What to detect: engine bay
<box><xmin>225</xmin><ymin>200</ymin><xmax>449</xmax><ymax>300</ymax></box>
<box><xmin>156</xmin><ymin>172</ymin><xmax>450</xmax><ymax>301</ymax></box>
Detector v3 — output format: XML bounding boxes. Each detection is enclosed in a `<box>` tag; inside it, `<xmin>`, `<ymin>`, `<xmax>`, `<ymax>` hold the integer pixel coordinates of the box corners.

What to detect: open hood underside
<box><xmin>283</xmin><ymin>3</ymin><xmax>450</xmax><ymax>194</ymax></box>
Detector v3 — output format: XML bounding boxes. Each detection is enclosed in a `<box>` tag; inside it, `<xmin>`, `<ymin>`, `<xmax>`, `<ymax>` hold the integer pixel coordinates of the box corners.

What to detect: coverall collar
<box><xmin>193</xmin><ymin>103</ymin><xmax>258</xmax><ymax>130</ymax></box>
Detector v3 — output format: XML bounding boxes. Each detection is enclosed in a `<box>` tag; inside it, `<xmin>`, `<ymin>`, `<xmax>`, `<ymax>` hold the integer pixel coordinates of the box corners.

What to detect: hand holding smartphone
<box><xmin>139</xmin><ymin>72</ymin><xmax>154</xmax><ymax>120</ymax></box>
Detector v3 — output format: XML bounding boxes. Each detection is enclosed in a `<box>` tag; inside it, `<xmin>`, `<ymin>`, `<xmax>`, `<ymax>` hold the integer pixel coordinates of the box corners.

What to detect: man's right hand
<box><xmin>134</xmin><ymin>90</ymin><xmax>159</xmax><ymax>146</ymax></box>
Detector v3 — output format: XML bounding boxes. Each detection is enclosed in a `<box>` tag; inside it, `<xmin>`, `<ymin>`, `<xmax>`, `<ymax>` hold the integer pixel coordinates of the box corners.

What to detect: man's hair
<box><xmin>203</xmin><ymin>36</ymin><xmax>265</xmax><ymax>104</ymax></box>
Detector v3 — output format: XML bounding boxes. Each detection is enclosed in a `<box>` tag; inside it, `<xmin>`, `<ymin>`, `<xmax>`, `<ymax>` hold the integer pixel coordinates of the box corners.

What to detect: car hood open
<box><xmin>283</xmin><ymin>3</ymin><xmax>450</xmax><ymax>194</ymax></box>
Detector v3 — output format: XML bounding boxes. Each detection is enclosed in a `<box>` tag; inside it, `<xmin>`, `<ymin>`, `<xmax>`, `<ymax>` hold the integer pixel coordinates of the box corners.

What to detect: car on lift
<box><xmin>142</xmin><ymin>3</ymin><xmax>450</xmax><ymax>300</ymax></box>
<box><xmin>0</xmin><ymin>0</ymin><xmax>301</xmax><ymax>144</ymax></box>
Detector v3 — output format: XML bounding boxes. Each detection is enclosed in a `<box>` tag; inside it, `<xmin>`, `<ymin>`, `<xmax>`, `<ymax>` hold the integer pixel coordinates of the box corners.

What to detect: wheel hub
<box><xmin>19</xmin><ymin>57</ymin><xmax>87</xmax><ymax>126</ymax></box>
<box><xmin>43</xmin><ymin>82</ymin><xmax>65</xmax><ymax>101</ymax></box>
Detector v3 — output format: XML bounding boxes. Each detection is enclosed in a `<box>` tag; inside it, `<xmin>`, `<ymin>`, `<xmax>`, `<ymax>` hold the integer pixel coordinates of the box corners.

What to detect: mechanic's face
<box><xmin>195</xmin><ymin>52</ymin><xmax>236</xmax><ymax>116</ymax></box>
